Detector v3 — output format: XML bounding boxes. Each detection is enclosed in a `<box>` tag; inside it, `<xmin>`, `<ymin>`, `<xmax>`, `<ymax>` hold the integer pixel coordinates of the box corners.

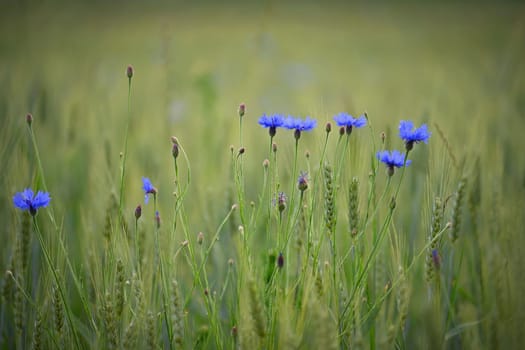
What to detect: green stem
<box><xmin>33</xmin><ymin>218</ymin><xmax>82</xmax><ymax>350</ymax></box>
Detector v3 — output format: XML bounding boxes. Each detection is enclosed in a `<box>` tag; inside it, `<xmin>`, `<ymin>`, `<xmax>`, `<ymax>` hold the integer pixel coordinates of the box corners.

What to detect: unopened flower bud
<box><xmin>197</xmin><ymin>232</ymin><xmax>204</xmax><ymax>245</ymax></box>
<box><xmin>26</xmin><ymin>113</ymin><xmax>33</xmax><ymax>126</ymax></box>
<box><xmin>297</xmin><ymin>171</ymin><xmax>308</xmax><ymax>192</ymax></box>
<box><xmin>238</xmin><ymin>147</ymin><xmax>245</xmax><ymax>155</ymax></box>
<box><xmin>135</xmin><ymin>205</ymin><xmax>142</xmax><ymax>220</ymax></box>
<box><xmin>277</xmin><ymin>252</ymin><xmax>284</xmax><ymax>269</ymax></box>
<box><xmin>126</xmin><ymin>65</ymin><xmax>134</xmax><ymax>79</ymax></box>
<box><xmin>228</xmin><ymin>258</ymin><xmax>234</xmax><ymax>266</ymax></box>
<box><xmin>238</xmin><ymin>103</ymin><xmax>246</xmax><ymax>117</ymax></box>
<box><xmin>277</xmin><ymin>192</ymin><xmax>287</xmax><ymax>213</ymax></box>
<box><xmin>263</xmin><ymin>159</ymin><xmax>270</xmax><ymax>169</ymax></box>
<box><xmin>325</xmin><ymin>122</ymin><xmax>332</xmax><ymax>133</ymax></box>
<box><xmin>339</xmin><ymin>126</ymin><xmax>345</xmax><ymax>136</ymax></box>
<box><xmin>272</xmin><ymin>143</ymin><xmax>277</xmax><ymax>153</ymax></box>
<box><xmin>172</xmin><ymin>143</ymin><xmax>179</xmax><ymax>159</ymax></box>
<box><xmin>380</xmin><ymin>131</ymin><xmax>386</xmax><ymax>144</ymax></box>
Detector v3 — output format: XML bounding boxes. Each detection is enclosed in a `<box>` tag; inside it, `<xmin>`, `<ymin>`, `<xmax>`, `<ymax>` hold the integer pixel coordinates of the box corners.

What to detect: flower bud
<box><xmin>277</xmin><ymin>192</ymin><xmax>287</xmax><ymax>213</ymax></box>
<box><xmin>238</xmin><ymin>103</ymin><xmax>246</xmax><ymax>117</ymax></box>
<box><xmin>297</xmin><ymin>171</ymin><xmax>308</xmax><ymax>192</ymax></box>
<box><xmin>325</xmin><ymin>122</ymin><xmax>332</xmax><ymax>133</ymax></box>
<box><xmin>277</xmin><ymin>252</ymin><xmax>284</xmax><ymax>269</ymax></box>
<box><xmin>135</xmin><ymin>205</ymin><xmax>142</xmax><ymax>220</ymax></box>
<box><xmin>172</xmin><ymin>143</ymin><xmax>179</xmax><ymax>159</ymax></box>
<box><xmin>26</xmin><ymin>113</ymin><xmax>33</xmax><ymax>126</ymax></box>
<box><xmin>197</xmin><ymin>232</ymin><xmax>204</xmax><ymax>245</ymax></box>
<box><xmin>126</xmin><ymin>65</ymin><xmax>134</xmax><ymax>79</ymax></box>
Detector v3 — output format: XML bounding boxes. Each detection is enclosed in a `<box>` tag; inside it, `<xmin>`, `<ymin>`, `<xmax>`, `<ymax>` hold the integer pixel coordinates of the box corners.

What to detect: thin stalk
<box><xmin>33</xmin><ymin>218</ymin><xmax>81</xmax><ymax>350</ymax></box>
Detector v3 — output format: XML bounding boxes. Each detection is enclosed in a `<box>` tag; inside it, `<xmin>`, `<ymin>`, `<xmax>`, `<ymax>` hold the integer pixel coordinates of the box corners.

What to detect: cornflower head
<box><xmin>284</xmin><ymin>116</ymin><xmax>317</xmax><ymax>140</ymax></box>
<box><xmin>398</xmin><ymin>120</ymin><xmax>431</xmax><ymax>151</ymax></box>
<box><xmin>297</xmin><ymin>171</ymin><xmax>309</xmax><ymax>192</ymax></box>
<box><xmin>376</xmin><ymin>150</ymin><xmax>411</xmax><ymax>176</ymax></box>
<box><xmin>333</xmin><ymin>112</ymin><xmax>367</xmax><ymax>135</ymax></box>
<box><xmin>258</xmin><ymin>113</ymin><xmax>285</xmax><ymax>137</ymax></box>
<box><xmin>142</xmin><ymin>177</ymin><xmax>157</xmax><ymax>204</ymax></box>
<box><xmin>13</xmin><ymin>189</ymin><xmax>51</xmax><ymax>216</ymax></box>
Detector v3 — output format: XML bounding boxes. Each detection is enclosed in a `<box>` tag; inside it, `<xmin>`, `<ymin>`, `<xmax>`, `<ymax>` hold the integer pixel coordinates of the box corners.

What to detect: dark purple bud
<box><xmin>238</xmin><ymin>103</ymin><xmax>246</xmax><ymax>117</ymax></box>
<box><xmin>26</xmin><ymin>113</ymin><xmax>33</xmax><ymax>126</ymax></box>
<box><xmin>339</xmin><ymin>126</ymin><xmax>345</xmax><ymax>136</ymax></box>
<box><xmin>294</xmin><ymin>129</ymin><xmax>301</xmax><ymax>140</ymax></box>
<box><xmin>325</xmin><ymin>122</ymin><xmax>332</xmax><ymax>133</ymax></box>
<box><xmin>277</xmin><ymin>252</ymin><xmax>284</xmax><ymax>269</ymax></box>
<box><xmin>135</xmin><ymin>205</ymin><xmax>142</xmax><ymax>220</ymax></box>
<box><xmin>126</xmin><ymin>65</ymin><xmax>134</xmax><ymax>79</ymax></box>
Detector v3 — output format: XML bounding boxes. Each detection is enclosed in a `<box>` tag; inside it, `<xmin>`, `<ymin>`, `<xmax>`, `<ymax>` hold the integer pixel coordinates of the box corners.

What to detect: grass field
<box><xmin>1</xmin><ymin>2</ymin><xmax>525</xmax><ymax>349</ymax></box>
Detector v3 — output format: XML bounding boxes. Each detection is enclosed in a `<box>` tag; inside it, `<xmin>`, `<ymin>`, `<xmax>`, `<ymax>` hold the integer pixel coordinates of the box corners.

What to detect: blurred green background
<box><xmin>1</xmin><ymin>1</ymin><xmax>525</xmax><ymax>347</ymax></box>
<box><xmin>2</xmin><ymin>0</ymin><xmax>525</xmax><ymax>258</ymax></box>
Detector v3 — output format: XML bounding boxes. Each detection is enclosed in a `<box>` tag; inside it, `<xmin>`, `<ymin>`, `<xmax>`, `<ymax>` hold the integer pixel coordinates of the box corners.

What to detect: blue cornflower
<box><xmin>142</xmin><ymin>177</ymin><xmax>157</xmax><ymax>204</ymax></box>
<box><xmin>398</xmin><ymin>120</ymin><xmax>431</xmax><ymax>151</ymax></box>
<box><xmin>284</xmin><ymin>116</ymin><xmax>317</xmax><ymax>139</ymax></box>
<box><xmin>258</xmin><ymin>113</ymin><xmax>285</xmax><ymax>137</ymax></box>
<box><xmin>333</xmin><ymin>113</ymin><xmax>367</xmax><ymax>135</ymax></box>
<box><xmin>13</xmin><ymin>188</ymin><xmax>51</xmax><ymax>216</ymax></box>
<box><xmin>376</xmin><ymin>150</ymin><xmax>411</xmax><ymax>176</ymax></box>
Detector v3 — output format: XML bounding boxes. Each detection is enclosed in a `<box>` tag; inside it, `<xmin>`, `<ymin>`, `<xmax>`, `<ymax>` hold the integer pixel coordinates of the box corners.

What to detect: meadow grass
<box><xmin>1</xmin><ymin>2</ymin><xmax>525</xmax><ymax>349</ymax></box>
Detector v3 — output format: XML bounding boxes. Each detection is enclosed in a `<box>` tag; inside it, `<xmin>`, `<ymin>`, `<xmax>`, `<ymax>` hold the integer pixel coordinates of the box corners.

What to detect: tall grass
<box><xmin>1</xmin><ymin>2</ymin><xmax>525</xmax><ymax>349</ymax></box>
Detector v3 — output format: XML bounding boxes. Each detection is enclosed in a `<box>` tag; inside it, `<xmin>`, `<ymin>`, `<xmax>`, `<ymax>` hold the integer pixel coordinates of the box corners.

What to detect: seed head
<box><xmin>197</xmin><ymin>232</ymin><xmax>204</xmax><ymax>245</ymax></box>
<box><xmin>262</xmin><ymin>159</ymin><xmax>270</xmax><ymax>169</ymax></box>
